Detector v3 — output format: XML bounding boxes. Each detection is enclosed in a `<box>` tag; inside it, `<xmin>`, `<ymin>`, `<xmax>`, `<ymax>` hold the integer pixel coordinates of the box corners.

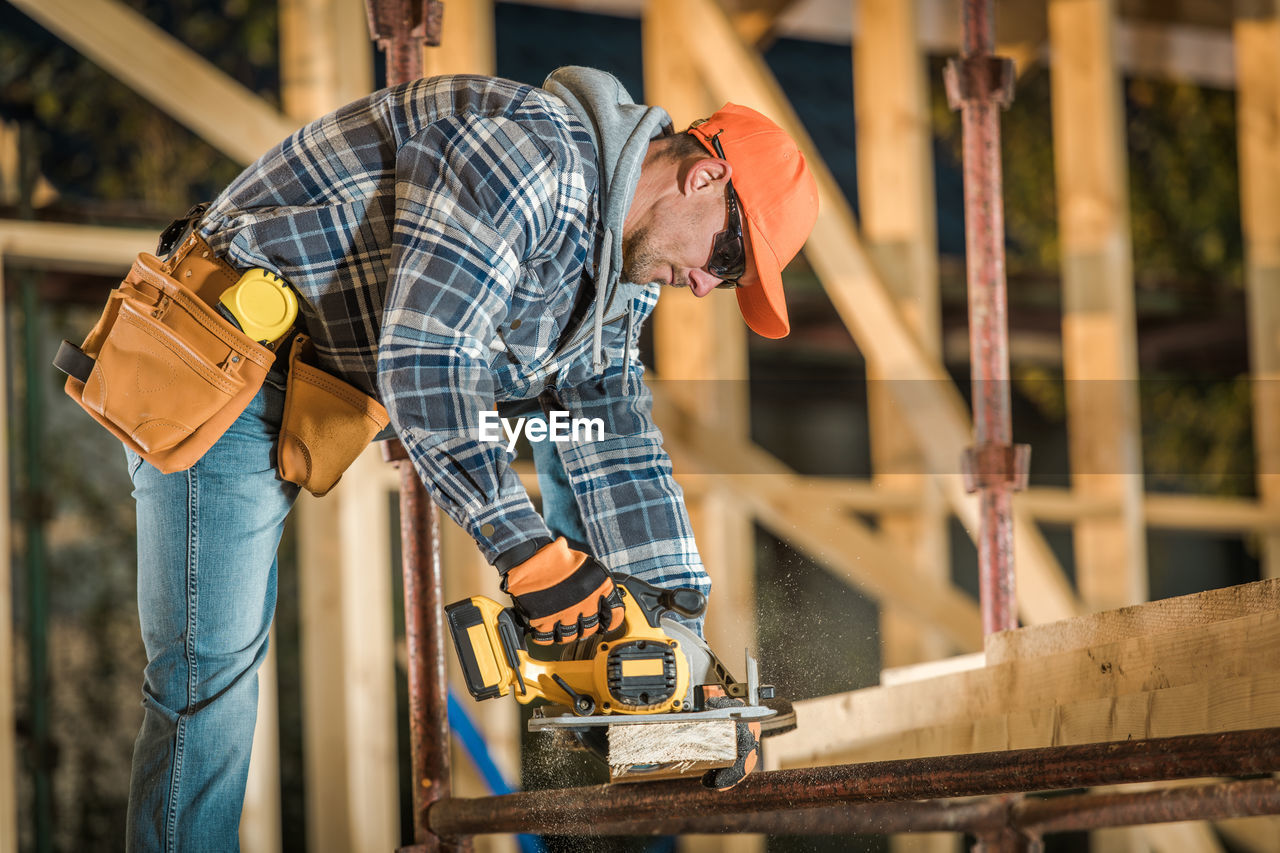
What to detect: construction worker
<box><xmin>122</xmin><ymin>67</ymin><xmax>817</xmax><ymax>849</ymax></box>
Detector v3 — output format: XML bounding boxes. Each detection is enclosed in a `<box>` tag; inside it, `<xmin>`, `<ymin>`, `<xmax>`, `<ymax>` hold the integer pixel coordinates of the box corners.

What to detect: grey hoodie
<box><xmin>541</xmin><ymin>66</ymin><xmax>673</xmax><ymax>379</ymax></box>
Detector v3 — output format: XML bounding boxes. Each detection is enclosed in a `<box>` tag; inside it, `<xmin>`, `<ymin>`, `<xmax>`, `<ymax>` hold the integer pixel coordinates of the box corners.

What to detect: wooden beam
<box><xmin>784</xmin><ymin>669</ymin><xmax>1280</xmax><ymax>766</ymax></box>
<box><xmin>298</xmin><ymin>448</ymin><xmax>400</xmax><ymax>853</ymax></box>
<box><xmin>422</xmin><ymin>0</ymin><xmax>495</xmax><ymax>77</ymax></box>
<box><xmin>721</xmin><ymin>0</ymin><xmax>802</xmax><ymax>47</ymax></box>
<box><xmin>280</xmin><ymin>0</ymin><xmax>373</xmax><ymax>122</ymax></box>
<box><xmin>298</xmin><ymin>491</ymin><xmax>351</xmax><ymax>853</ymax></box>
<box><xmin>986</xmin><ymin>577</ymin><xmax>1280</xmax><ymax>665</ymax></box>
<box><xmin>7</xmin><ymin>0</ymin><xmax>299</xmax><ymax>165</ymax></box>
<box><xmin>856</xmin><ymin>0</ymin><xmax>952</xmax><ymax>672</ymax></box>
<box><xmin>1234</xmin><ymin>2</ymin><xmax>1280</xmax><ymax>581</ymax></box>
<box><xmin>769</xmin><ymin>601</ymin><xmax>1280</xmax><ymax>766</ymax></box>
<box><xmin>0</xmin><ymin>220</ymin><xmax>151</xmax><ymax>273</ymax></box>
<box><xmin>239</xmin><ymin>626</ymin><xmax>283</xmax><ymax>853</ymax></box>
<box><xmin>675</xmin><ymin>0</ymin><xmax>1082</xmax><ymax>627</ymax></box>
<box><xmin>1049</xmin><ymin>0</ymin><xmax>1148</xmax><ymax>611</ymax></box>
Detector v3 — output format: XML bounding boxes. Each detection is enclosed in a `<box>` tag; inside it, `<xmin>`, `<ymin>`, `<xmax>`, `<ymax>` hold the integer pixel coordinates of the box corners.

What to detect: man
<box><xmin>123</xmin><ymin>66</ymin><xmax>817</xmax><ymax>850</ymax></box>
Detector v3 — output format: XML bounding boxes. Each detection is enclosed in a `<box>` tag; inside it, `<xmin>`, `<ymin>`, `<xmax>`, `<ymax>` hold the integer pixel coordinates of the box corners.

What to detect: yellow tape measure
<box><xmin>219</xmin><ymin>268</ymin><xmax>298</xmax><ymax>343</ymax></box>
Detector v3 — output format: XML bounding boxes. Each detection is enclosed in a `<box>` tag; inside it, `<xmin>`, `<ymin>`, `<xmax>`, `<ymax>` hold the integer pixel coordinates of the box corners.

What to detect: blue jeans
<box><xmin>123</xmin><ymin>386</ymin><xmax>586</xmax><ymax>849</ymax></box>
<box><xmin>528</xmin><ymin>416</ymin><xmax>590</xmax><ymax>549</ymax></box>
<box><xmin>124</xmin><ymin>371</ymin><xmax>298</xmax><ymax>852</ymax></box>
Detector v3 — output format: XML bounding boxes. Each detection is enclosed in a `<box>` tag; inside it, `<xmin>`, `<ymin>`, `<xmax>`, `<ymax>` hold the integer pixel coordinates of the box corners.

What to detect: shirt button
<box><xmin>480</xmin><ymin>523</ymin><xmax>496</xmax><ymax>538</ymax></box>
<box><xmin>510</xmin><ymin>319</ymin><xmax>522</xmax><ymax>330</ymax></box>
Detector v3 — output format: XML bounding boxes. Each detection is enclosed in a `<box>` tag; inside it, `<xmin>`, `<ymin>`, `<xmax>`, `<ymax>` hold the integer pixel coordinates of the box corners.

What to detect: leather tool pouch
<box><xmin>56</xmin><ymin>241</ymin><xmax>274</xmax><ymax>474</ymax></box>
<box><xmin>277</xmin><ymin>333</ymin><xmax>390</xmax><ymax>497</ymax></box>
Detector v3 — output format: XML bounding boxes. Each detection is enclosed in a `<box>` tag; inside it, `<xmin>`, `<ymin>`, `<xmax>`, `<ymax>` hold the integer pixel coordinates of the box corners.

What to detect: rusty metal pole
<box><xmin>945</xmin><ymin>0</ymin><xmax>1027</xmax><ymax>635</ymax></box>
<box><xmin>430</xmin><ymin>727</ymin><xmax>1280</xmax><ymax>837</ymax></box>
<box><xmin>384</xmin><ymin>440</ymin><xmax>463</xmax><ymax>852</ymax></box>
<box><xmin>367</xmin><ymin>2</ymin><xmax>456</xmax><ymax>851</ymax></box>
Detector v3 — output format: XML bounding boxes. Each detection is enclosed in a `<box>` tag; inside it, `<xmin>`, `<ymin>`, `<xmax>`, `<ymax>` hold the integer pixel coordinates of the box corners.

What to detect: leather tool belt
<box><xmin>55</xmin><ymin>224</ymin><xmax>388</xmax><ymax>495</ymax></box>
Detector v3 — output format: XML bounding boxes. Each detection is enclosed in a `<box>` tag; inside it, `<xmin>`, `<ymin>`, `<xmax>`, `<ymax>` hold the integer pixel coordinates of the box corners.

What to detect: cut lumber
<box><xmin>794</xmin><ymin>670</ymin><xmax>1280</xmax><ymax>766</ymax></box>
<box><xmin>608</xmin><ymin>719</ymin><xmax>737</xmax><ymax>783</ymax></box>
<box><xmin>768</xmin><ymin>605</ymin><xmax>1280</xmax><ymax>767</ymax></box>
<box><xmin>987</xmin><ymin>578</ymin><xmax>1280</xmax><ymax>665</ymax></box>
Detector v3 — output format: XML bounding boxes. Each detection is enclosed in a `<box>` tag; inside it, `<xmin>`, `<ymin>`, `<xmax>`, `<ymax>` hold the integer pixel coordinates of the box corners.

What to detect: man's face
<box><xmin>621</xmin><ymin>166</ymin><xmax>757</xmax><ymax>297</ymax></box>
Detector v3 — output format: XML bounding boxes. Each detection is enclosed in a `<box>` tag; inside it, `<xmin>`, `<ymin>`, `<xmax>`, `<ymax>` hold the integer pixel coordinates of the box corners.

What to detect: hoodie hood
<box><xmin>542</xmin><ymin>66</ymin><xmax>671</xmax><ymax>375</ymax></box>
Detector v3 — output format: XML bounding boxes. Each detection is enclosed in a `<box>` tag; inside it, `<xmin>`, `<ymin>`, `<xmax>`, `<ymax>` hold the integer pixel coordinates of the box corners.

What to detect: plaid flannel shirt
<box><xmin>200</xmin><ymin>74</ymin><xmax>708</xmax><ymax>598</ymax></box>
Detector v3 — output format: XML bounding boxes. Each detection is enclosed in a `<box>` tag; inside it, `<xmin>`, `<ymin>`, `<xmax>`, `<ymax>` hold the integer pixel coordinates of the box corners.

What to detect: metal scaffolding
<box><xmin>369</xmin><ymin>1</ymin><xmax>1280</xmax><ymax>851</ymax></box>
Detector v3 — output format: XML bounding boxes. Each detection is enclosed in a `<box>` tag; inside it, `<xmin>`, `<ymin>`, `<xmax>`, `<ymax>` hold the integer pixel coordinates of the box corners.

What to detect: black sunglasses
<box><xmin>696</xmin><ymin>128</ymin><xmax>748</xmax><ymax>289</ymax></box>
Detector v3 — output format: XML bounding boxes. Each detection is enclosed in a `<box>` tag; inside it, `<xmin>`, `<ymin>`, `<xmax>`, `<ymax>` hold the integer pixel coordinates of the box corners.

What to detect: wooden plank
<box><xmin>1234</xmin><ymin>3</ymin><xmax>1280</xmax><ymax>581</ymax></box>
<box><xmin>280</xmin><ymin>0</ymin><xmax>373</xmax><ymax>122</ymax></box>
<box><xmin>768</xmin><ymin>608</ymin><xmax>1280</xmax><ymax>766</ymax></box>
<box><xmin>1216</xmin><ymin>814</ymin><xmax>1280</xmax><ymax>853</ymax></box>
<box><xmin>298</xmin><ymin>491</ymin><xmax>352</xmax><ymax>853</ymax></box>
<box><xmin>676</xmin><ymin>0</ymin><xmax>1082</xmax><ymax>627</ymax></box>
<box><xmin>987</xmin><ymin>578</ymin><xmax>1280</xmax><ymax>665</ymax></box>
<box><xmin>608</xmin><ymin>719</ymin><xmax>737</xmax><ymax>774</ymax></box>
<box><xmin>422</xmin><ymin>0</ymin><xmax>495</xmax><ymax>77</ymax></box>
<box><xmin>0</xmin><ymin>220</ymin><xmax>151</xmax><ymax>273</ymax></box>
<box><xmin>239</xmin><ymin>627</ymin><xmax>283</xmax><ymax>853</ymax></box>
<box><xmin>1050</xmin><ymin>0</ymin><xmax>1147</xmax><ymax>612</ymax></box>
<box><xmin>336</xmin><ymin>448</ymin><xmax>400</xmax><ymax>852</ymax></box>
<box><xmin>8</xmin><ymin>0</ymin><xmax>299</xmax><ymax>164</ymax></box>
<box><xmin>790</xmin><ymin>669</ymin><xmax>1280</xmax><ymax>766</ymax></box>
<box><xmin>881</xmin><ymin>652</ymin><xmax>986</xmax><ymax>687</ymax></box>
<box><xmin>298</xmin><ymin>448</ymin><xmax>400</xmax><ymax>853</ymax></box>
<box><xmin>856</xmin><ymin>0</ymin><xmax>951</xmax><ymax>672</ymax></box>
<box><xmin>772</xmin><ymin>480</ymin><xmax>1280</xmax><ymax>533</ymax></box>
<box><xmin>0</xmin><ymin>259</ymin><xmax>15</xmax><ymax>853</ymax></box>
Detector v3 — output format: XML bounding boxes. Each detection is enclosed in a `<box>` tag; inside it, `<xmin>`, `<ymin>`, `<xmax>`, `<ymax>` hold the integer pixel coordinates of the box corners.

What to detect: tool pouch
<box><xmin>56</xmin><ymin>245</ymin><xmax>274</xmax><ymax>474</ymax></box>
<box><xmin>277</xmin><ymin>333</ymin><xmax>390</xmax><ymax>497</ymax></box>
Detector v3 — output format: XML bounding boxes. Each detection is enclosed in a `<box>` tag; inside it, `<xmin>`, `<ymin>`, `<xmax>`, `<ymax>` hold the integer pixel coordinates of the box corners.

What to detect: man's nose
<box><xmin>687</xmin><ymin>268</ymin><xmax>720</xmax><ymax>297</ymax></box>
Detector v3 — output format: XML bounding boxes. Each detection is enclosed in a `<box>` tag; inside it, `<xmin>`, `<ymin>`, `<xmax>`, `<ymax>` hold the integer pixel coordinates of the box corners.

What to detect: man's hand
<box><xmin>501</xmin><ymin>537</ymin><xmax>624</xmax><ymax>644</ymax></box>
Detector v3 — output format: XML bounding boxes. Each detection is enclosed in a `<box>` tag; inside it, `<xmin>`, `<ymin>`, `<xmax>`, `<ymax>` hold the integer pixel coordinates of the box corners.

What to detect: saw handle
<box><xmin>616</xmin><ymin>575</ymin><xmax>706</xmax><ymax>628</ymax></box>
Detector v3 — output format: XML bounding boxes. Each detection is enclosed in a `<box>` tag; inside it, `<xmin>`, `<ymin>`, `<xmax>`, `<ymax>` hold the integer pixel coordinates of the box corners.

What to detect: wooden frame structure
<box><xmin>3</xmin><ymin>0</ymin><xmax>1280</xmax><ymax>851</ymax></box>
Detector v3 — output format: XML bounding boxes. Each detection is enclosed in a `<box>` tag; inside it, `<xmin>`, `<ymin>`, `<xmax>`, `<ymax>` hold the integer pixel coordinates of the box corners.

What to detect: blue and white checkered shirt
<box><xmin>200</xmin><ymin>74</ymin><xmax>708</xmax><ymax>599</ymax></box>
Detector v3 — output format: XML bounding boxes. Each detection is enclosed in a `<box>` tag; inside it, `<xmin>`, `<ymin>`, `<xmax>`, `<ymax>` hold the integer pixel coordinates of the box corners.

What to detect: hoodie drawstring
<box><xmin>621</xmin><ymin>302</ymin><xmax>634</xmax><ymax>396</ymax></box>
<box><xmin>592</xmin><ymin>230</ymin><xmax>611</xmax><ymax>374</ymax></box>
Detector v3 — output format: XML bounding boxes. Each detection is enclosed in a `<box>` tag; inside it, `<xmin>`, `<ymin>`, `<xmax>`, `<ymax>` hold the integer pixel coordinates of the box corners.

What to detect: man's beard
<box><xmin>620</xmin><ymin>224</ymin><xmax>662</xmax><ymax>286</ymax></box>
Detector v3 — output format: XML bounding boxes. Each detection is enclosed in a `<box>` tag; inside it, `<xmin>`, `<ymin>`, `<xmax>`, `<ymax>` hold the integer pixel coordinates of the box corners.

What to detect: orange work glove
<box><xmin>500</xmin><ymin>537</ymin><xmax>625</xmax><ymax>645</ymax></box>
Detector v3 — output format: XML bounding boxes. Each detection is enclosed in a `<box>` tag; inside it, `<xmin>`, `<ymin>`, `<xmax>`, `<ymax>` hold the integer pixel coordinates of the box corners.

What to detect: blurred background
<box><xmin>1</xmin><ymin>0</ymin><xmax>1272</xmax><ymax>851</ymax></box>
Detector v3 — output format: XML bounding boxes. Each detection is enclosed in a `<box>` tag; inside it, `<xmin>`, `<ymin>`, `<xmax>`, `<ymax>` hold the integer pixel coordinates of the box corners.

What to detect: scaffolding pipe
<box><xmin>426</xmin><ymin>728</ymin><xmax>1280</xmax><ymax>838</ymax></box>
<box><xmin>371</xmin><ymin>4</ymin><xmax>458</xmax><ymax>852</ymax></box>
<box><xmin>947</xmin><ymin>0</ymin><xmax>1024</xmax><ymax>635</ymax></box>
<box><xmin>384</xmin><ymin>439</ymin><xmax>456</xmax><ymax>850</ymax></box>
<box><xmin>552</xmin><ymin>778</ymin><xmax>1280</xmax><ymax>838</ymax></box>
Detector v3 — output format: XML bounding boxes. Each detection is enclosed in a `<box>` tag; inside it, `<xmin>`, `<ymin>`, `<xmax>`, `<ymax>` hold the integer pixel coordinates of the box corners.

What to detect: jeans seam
<box><xmin>165</xmin><ymin>465</ymin><xmax>200</xmax><ymax>851</ymax></box>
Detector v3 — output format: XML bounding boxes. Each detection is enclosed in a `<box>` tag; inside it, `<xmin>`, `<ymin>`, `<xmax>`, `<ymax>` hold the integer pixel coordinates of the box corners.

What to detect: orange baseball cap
<box><xmin>688</xmin><ymin>104</ymin><xmax>819</xmax><ymax>339</ymax></box>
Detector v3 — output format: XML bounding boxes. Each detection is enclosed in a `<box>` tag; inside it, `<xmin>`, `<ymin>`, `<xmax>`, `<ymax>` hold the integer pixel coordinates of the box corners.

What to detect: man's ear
<box><xmin>684</xmin><ymin>157</ymin><xmax>733</xmax><ymax>195</ymax></box>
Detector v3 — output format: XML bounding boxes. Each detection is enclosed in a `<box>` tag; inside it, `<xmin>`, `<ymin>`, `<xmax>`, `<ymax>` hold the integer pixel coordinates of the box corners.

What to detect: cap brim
<box><xmin>736</xmin><ymin>214</ymin><xmax>789</xmax><ymax>339</ymax></box>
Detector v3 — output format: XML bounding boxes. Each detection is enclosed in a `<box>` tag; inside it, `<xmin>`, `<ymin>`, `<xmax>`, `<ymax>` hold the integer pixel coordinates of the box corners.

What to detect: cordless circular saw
<box><xmin>445</xmin><ymin>574</ymin><xmax>792</xmax><ymax>785</ymax></box>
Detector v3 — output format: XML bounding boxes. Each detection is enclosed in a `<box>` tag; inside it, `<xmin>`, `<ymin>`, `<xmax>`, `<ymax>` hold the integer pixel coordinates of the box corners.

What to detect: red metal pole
<box><xmin>946</xmin><ymin>0</ymin><xmax>1025</xmax><ymax>635</ymax></box>
<box><xmin>368</xmin><ymin>3</ymin><xmax>456</xmax><ymax>851</ymax></box>
<box><xmin>384</xmin><ymin>440</ymin><xmax>462</xmax><ymax>852</ymax></box>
